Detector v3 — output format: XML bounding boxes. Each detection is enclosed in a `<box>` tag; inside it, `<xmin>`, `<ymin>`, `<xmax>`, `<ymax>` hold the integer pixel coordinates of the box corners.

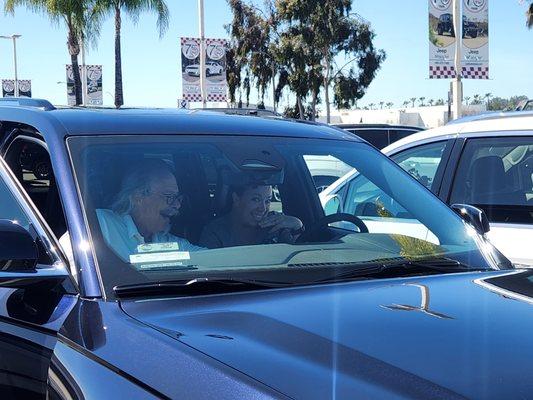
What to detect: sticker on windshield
<box><xmin>129</xmin><ymin>251</ymin><xmax>190</xmax><ymax>264</ymax></box>
<box><xmin>137</xmin><ymin>242</ymin><xmax>180</xmax><ymax>253</ymax></box>
<box><xmin>137</xmin><ymin>262</ymin><xmax>197</xmax><ymax>271</ymax></box>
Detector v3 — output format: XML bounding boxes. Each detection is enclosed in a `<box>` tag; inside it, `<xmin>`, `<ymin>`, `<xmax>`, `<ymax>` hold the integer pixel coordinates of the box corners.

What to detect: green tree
<box><xmin>527</xmin><ymin>2</ymin><xmax>533</xmax><ymax>28</ymax></box>
<box><xmin>379</xmin><ymin>101</ymin><xmax>384</xmax><ymax>109</ymax></box>
<box><xmin>93</xmin><ymin>0</ymin><xmax>169</xmax><ymax>108</ymax></box>
<box><xmin>402</xmin><ymin>100</ymin><xmax>409</xmax><ymax>108</ymax></box>
<box><xmin>484</xmin><ymin>92</ymin><xmax>492</xmax><ymax>109</ymax></box>
<box><xmin>386</xmin><ymin>102</ymin><xmax>393</xmax><ymax>109</ymax></box>
<box><xmin>277</xmin><ymin>0</ymin><xmax>385</xmax><ymax>122</ymax></box>
<box><xmin>418</xmin><ymin>96</ymin><xmax>426</xmax><ymax>107</ymax></box>
<box><xmin>464</xmin><ymin>96</ymin><xmax>471</xmax><ymax>105</ymax></box>
<box><xmin>5</xmin><ymin>0</ymin><xmax>98</xmax><ymax>105</ymax></box>
<box><xmin>410</xmin><ymin>97</ymin><xmax>416</xmax><ymax>107</ymax></box>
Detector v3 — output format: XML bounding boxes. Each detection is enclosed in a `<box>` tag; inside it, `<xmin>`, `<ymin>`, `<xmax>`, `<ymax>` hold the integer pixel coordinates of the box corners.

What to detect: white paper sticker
<box><xmin>129</xmin><ymin>251</ymin><xmax>190</xmax><ymax>264</ymax></box>
<box><xmin>137</xmin><ymin>242</ymin><xmax>180</xmax><ymax>253</ymax></box>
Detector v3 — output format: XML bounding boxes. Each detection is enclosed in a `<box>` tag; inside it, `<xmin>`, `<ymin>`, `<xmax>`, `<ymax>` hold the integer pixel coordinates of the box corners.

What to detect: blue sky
<box><xmin>0</xmin><ymin>0</ymin><xmax>531</xmax><ymax>108</ymax></box>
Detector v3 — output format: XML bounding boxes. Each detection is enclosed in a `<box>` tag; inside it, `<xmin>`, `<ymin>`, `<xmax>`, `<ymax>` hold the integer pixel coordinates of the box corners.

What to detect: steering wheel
<box><xmin>296</xmin><ymin>213</ymin><xmax>368</xmax><ymax>243</ymax></box>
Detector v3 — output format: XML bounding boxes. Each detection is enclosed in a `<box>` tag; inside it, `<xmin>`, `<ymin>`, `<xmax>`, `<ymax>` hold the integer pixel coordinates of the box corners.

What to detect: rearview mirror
<box><xmin>451</xmin><ymin>204</ymin><xmax>490</xmax><ymax>236</ymax></box>
<box><xmin>0</xmin><ymin>219</ymin><xmax>38</xmax><ymax>272</ymax></box>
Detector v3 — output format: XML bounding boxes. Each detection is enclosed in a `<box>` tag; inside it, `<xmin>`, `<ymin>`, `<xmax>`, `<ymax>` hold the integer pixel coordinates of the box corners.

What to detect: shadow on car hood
<box><xmin>120</xmin><ymin>270</ymin><xmax>533</xmax><ymax>400</ymax></box>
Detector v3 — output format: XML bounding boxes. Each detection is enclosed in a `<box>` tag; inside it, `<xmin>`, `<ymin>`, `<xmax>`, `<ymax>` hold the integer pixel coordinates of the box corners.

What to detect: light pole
<box><xmin>0</xmin><ymin>34</ymin><xmax>22</xmax><ymax>97</ymax></box>
<box><xmin>198</xmin><ymin>0</ymin><xmax>207</xmax><ymax>108</ymax></box>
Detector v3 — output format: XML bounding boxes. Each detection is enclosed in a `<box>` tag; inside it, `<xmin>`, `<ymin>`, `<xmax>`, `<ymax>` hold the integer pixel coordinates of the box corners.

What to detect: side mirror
<box><xmin>0</xmin><ymin>219</ymin><xmax>38</xmax><ymax>272</ymax></box>
<box><xmin>451</xmin><ymin>204</ymin><xmax>490</xmax><ymax>236</ymax></box>
<box><xmin>323</xmin><ymin>195</ymin><xmax>342</xmax><ymax>216</ymax></box>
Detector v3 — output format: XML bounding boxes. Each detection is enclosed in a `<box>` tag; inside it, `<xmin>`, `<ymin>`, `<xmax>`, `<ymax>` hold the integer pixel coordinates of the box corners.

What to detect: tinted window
<box><xmin>389</xmin><ymin>129</ymin><xmax>419</xmax><ymax>144</ymax></box>
<box><xmin>391</xmin><ymin>141</ymin><xmax>448</xmax><ymax>192</ymax></box>
<box><xmin>0</xmin><ymin>175</ymin><xmax>31</xmax><ymax>230</ymax></box>
<box><xmin>450</xmin><ymin>137</ymin><xmax>533</xmax><ymax>223</ymax></box>
<box><xmin>349</xmin><ymin>129</ymin><xmax>389</xmax><ymax>149</ymax></box>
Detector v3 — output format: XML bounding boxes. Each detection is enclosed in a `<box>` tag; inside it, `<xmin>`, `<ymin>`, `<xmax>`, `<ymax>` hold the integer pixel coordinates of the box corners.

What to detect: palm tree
<box><xmin>484</xmin><ymin>92</ymin><xmax>493</xmax><ymax>109</ymax></box>
<box><xmin>464</xmin><ymin>96</ymin><xmax>471</xmax><ymax>105</ymax></box>
<box><xmin>386</xmin><ymin>102</ymin><xmax>393</xmax><ymax>109</ymax></box>
<box><xmin>94</xmin><ymin>0</ymin><xmax>169</xmax><ymax>108</ymax></box>
<box><xmin>5</xmin><ymin>0</ymin><xmax>97</xmax><ymax>105</ymax></box>
<box><xmin>527</xmin><ymin>3</ymin><xmax>533</xmax><ymax>29</ymax></box>
<box><xmin>428</xmin><ymin>99</ymin><xmax>434</xmax><ymax>107</ymax></box>
<box><xmin>379</xmin><ymin>101</ymin><xmax>385</xmax><ymax>109</ymax></box>
<box><xmin>368</xmin><ymin>103</ymin><xmax>375</xmax><ymax>110</ymax></box>
<box><xmin>410</xmin><ymin>97</ymin><xmax>416</xmax><ymax>108</ymax></box>
<box><xmin>418</xmin><ymin>97</ymin><xmax>426</xmax><ymax>107</ymax></box>
<box><xmin>402</xmin><ymin>100</ymin><xmax>410</xmax><ymax>108</ymax></box>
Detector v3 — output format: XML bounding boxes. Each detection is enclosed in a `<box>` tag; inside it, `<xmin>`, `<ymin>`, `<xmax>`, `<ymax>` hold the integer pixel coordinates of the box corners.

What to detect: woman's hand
<box><xmin>259</xmin><ymin>211</ymin><xmax>303</xmax><ymax>233</ymax></box>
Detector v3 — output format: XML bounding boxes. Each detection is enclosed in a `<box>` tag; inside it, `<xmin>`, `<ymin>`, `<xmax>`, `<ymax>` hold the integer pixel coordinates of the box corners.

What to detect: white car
<box><xmin>320</xmin><ymin>112</ymin><xmax>533</xmax><ymax>267</ymax></box>
<box><xmin>185</xmin><ymin>62</ymin><xmax>223</xmax><ymax>77</ymax></box>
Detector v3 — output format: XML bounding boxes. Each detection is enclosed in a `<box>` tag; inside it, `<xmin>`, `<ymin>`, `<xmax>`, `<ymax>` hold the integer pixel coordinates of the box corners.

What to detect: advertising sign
<box><xmin>429</xmin><ymin>0</ymin><xmax>457</xmax><ymax>79</ymax></box>
<box><xmin>66</xmin><ymin>65</ymin><xmax>103</xmax><ymax>105</ymax></box>
<box><xmin>2</xmin><ymin>79</ymin><xmax>31</xmax><ymax>97</ymax></box>
<box><xmin>461</xmin><ymin>0</ymin><xmax>489</xmax><ymax>79</ymax></box>
<box><xmin>181</xmin><ymin>37</ymin><xmax>227</xmax><ymax>102</ymax></box>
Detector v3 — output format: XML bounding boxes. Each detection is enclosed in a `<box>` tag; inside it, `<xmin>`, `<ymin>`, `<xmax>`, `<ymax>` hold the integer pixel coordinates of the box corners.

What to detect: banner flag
<box><xmin>461</xmin><ymin>0</ymin><xmax>489</xmax><ymax>79</ymax></box>
<box><xmin>66</xmin><ymin>65</ymin><xmax>103</xmax><ymax>105</ymax></box>
<box><xmin>181</xmin><ymin>37</ymin><xmax>227</xmax><ymax>102</ymax></box>
<box><xmin>429</xmin><ymin>0</ymin><xmax>457</xmax><ymax>79</ymax></box>
<box><xmin>2</xmin><ymin>79</ymin><xmax>32</xmax><ymax>97</ymax></box>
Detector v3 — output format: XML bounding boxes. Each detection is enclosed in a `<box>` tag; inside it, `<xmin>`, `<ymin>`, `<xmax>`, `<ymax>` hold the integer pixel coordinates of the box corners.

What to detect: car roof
<box><xmin>0</xmin><ymin>104</ymin><xmax>358</xmax><ymax>142</ymax></box>
<box><xmin>383</xmin><ymin>113</ymin><xmax>533</xmax><ymax>154</ymax></box>
<box><xmin>333</xmin><ymin>123</ymin><xmax>423</xmax><ymax>131</ymax></box>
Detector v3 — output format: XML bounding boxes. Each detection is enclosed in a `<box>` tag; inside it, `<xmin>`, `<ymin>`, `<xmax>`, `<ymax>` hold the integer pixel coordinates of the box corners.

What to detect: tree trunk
<box><xmin>114</xmin><ymin>4</ymin><xmax>124</xmax><ymax>108</ymax></box>
<box><xmin>67</xmin><ymin>26</ymin><xmax>82</xmax><ymax>106</ymax></box>
<box><xmin>324</xmin><ymin>59</ymin><xmax>331</xmax><ymax>124</ymax></box>
<box><xmin>310</xmin><ymin>91</ymin><xmax>317</xmax><ymax>122</ymax></box>
<box><xmin>297</xmin><ymin>96</ymin><xmax>304</xmax><ymax>120</ymax></box>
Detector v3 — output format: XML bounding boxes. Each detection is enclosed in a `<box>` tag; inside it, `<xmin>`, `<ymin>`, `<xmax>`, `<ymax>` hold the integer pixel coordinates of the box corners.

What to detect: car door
<box><xmin>321</xmin><ymin>140</ymin><xmax>453</xmax><ymax>241</ymax></box>
<box><xmin>446</xmin><ymin>135</ymin><xmax>533</xmax><ymax>267</ymax></box>
<box><xmin>0</xmin><ymin>157</ymin><xmax>77</xmax><ymax>399</ymax></box>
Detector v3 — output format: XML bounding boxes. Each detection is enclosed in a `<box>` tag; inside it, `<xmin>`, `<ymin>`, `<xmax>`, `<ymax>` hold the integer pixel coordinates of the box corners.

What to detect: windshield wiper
<box><xmin>114</xmin><ymin>277</ymin><xmax>294</xmax><ymax>298</ymax></box>
<box><xmin>312</xmin><ymin>257</ymin><xmax>480</xmax><ymax>284</ymax></box>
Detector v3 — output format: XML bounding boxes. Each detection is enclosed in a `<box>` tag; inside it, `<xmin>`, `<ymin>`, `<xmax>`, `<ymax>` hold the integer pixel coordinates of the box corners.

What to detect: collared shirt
<box><xmin>96</xmin><ymin>209</ymin><xmax>203</xmax><ymax>262</ymax></box>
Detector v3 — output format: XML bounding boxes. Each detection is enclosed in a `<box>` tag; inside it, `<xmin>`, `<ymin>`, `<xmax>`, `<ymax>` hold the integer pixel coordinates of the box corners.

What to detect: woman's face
<box><xmin>232</xmin><ymin>185</ymin><xmax>272</xmax><ymax>228</ymax></box>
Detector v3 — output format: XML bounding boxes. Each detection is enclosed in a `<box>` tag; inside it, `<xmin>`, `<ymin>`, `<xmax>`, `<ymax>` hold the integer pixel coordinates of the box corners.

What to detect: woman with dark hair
<box><xmin>199</xmin><ymin>183</ymin><xmax>303</xmax><ymax>249</ymax></box>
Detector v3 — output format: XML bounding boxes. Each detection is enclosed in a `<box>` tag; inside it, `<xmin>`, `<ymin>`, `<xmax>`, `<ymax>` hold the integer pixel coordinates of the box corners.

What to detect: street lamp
<box><xmin>0</xmin><ymin>34</ymin><xmax>22</xmax><ymax>97</ymax></box>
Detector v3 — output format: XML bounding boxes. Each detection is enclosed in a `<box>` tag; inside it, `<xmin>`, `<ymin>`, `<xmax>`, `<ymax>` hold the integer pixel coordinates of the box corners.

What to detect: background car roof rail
<box><xmin>447</xmin><ymin>110</ymin><xmax>533</xmax><ymax>125</ymax></box>
<box><xmin>0</xmin><ymin>97</ymin><xmax>55</xmax><ymax>111</ymax></box>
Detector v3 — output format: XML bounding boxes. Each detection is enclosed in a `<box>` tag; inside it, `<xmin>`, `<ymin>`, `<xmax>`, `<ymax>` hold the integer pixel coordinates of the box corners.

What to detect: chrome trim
<box><xmin>460</xmin><ymin>130</ymin><xmax>533</xmax><ymax>138</ymax></box>
<box><xmin>474</xmin><ymin>270</ymin><xmax>533</xmax><ymax>305</ymax></box>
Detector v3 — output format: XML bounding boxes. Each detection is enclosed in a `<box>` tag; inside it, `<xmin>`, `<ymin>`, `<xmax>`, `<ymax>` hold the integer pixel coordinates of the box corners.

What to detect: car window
<box><xmin>349</xmin><ymin>129</ymin><xmax>389</xmax><ymax>149</ymax></box>
<box><xmin>449</xmin><ymin>137</ymin><xmax>533</xmax><ymax>224</ymax></box>
<box><xmin>388</xmin><ymin>129</ymin><xmax>419</xmax><ymax>144</ymax></box>
<box><xmin>0</xmin><ymin>173</ymin><xmax>32</xmax><ymax>231</ymax></box>
<box><xmin>67</xmin><ymin>135</ymin><xmax>487</xmax><ymax>298</ymax></box>
<box><xmin>303</xmin><ymin>154</ymin><xmax>352</xmax><ymax>192</ymax></box>
<box><xmin>391</xmin><ymin>141</ymin><xmax>448</xmax><ymax>192</ymax></box>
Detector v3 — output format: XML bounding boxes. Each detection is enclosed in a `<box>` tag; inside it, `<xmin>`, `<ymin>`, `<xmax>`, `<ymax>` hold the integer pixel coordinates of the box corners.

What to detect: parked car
<box><xmin>185</xmin><ymin>61</ymin><xmax>223</xmax><ymax>77</ymax></box>
<box><xmin>322</xmin><ymin>112</ymin><xmax>533</xmax><ymax>267</ymax></box>
<box><xmin>437</xmin><ymin>13</ymin><xmax>454</xmax><ymax>36</ymax></box>
<box><xmin>516</xmin><ymin>99</ymin><xmax>533</xmax><ymax>111</ymax></box>
<box><xmin>333</xmin><ymin>123</ymin><xmax>424</xmax><ymax>150</ymax></box>
<box><xmin>1</xmin><ymin>99</ymin><xmax>527</xmax><ymax>400</ymax></box>
<box><xmin>462</xmin><ymin>16</ymin><xmax>479</xmax><ymax>38</ymax></box>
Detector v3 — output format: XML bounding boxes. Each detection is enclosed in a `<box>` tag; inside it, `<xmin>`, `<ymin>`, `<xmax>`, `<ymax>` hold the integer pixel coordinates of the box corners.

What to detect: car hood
<box><xmin>120</xmin><ymin>270</ymin><xmax>533</xmax><ymax>400</ymax></box>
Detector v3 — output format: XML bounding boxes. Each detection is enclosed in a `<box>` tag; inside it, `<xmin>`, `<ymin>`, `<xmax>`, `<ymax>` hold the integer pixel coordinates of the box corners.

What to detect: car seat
<box><xmin>467</xmin><ymin>156</ymin><xmax>526</xmax><ymax>205</ymax></box>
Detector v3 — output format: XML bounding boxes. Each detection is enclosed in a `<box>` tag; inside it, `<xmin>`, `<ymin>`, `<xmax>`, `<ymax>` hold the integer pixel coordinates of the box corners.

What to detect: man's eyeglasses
<box><xmin>160</xmin><ymin>193</ymin><xmax>184</xmax><ymax>206</ymax></box>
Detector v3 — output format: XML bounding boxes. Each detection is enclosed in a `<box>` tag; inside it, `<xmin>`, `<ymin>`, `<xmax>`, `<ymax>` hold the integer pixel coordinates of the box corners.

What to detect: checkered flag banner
<box><xmin>429</xmin><ymin>66</ymin><xmax>457</xmax><ymax>79</ymax></box>
<box><xmin>184</xmin><ymin>93</ymin><xmax>203</xmax><ymax>102</ymax></box>
<box><xmin>462</xmin><ymin>66</ymin><xmax>489</xmax><ymax>79</ymax></box>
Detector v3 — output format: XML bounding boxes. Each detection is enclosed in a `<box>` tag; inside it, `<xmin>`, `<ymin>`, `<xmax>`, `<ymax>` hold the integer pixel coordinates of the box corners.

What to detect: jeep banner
<box><xmin>429</xmin><ymin>0</ymin><xmax>457</xmax><ymax>79</ymax></box>
<box><xmin>461</xmin><ymin>0</ymin><xmax>489</xmax><ymax>79</ymax></box>
<box><xmin>2</xmin><ymin>79</ymin><xmax>32</xmax><ymax>97</ymax></box>
<box><xmin>180</xmin><ymin>37</ymin><xmax>227</xmax><ymax>103</ymax></box>
<box><xmin>66</xmin><ymin>65</ymin><xmax>103</xmax><ymax>106</ymax></box>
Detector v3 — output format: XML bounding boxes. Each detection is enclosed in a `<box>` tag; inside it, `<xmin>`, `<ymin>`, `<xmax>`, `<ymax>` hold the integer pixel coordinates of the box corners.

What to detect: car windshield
<box><xmin>67</xmin><ymin>135</ymin><xmax>491</xmax><ymax>297</ymax></box>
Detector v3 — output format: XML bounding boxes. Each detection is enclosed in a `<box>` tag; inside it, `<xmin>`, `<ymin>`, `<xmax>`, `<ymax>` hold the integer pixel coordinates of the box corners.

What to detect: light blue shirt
<box><xmin>96</xmin><ymin>209</ymin><xmax>203</xmax><ymax>262</ymax></box>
